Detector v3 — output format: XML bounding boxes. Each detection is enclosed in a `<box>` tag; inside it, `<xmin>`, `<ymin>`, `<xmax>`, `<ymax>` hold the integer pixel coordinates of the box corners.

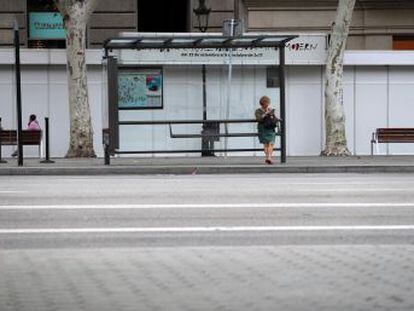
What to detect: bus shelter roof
<box><xmin>103</xmin><ymin>32</ymin><xmax>298</xmax><ymax>51</ymax></box>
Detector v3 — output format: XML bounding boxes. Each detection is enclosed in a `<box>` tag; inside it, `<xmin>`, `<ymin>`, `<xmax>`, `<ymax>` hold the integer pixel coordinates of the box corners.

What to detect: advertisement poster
<box><xmin>118</xmin><ymin>69</ymin><xmax>163</xmax><ymax>109</ymax></box>
<box><xmin>29</xmin><ymin>12</ymin><xmax>65</xmax><ymax>40</ymax></box>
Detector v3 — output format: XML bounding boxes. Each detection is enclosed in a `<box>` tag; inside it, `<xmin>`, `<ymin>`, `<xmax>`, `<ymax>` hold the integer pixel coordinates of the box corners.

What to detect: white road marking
<box><xmin>1</xmin><ymin>225</ymin><xmax>414</xmax><ymax>234</ymax></box>
<box><xmin>2</xmin><ymin>202</ymin><xmax>414</xmax><ymax>210</ymax></box>
<box><xmin>0</xmin><ymin>191</ymin><xmax>27</xmax><ymax>194</ymax></box>
<box><xmin>293</xmin><ymin>188</ymin><xmax>414</xmax><ymax>192</ymax></box>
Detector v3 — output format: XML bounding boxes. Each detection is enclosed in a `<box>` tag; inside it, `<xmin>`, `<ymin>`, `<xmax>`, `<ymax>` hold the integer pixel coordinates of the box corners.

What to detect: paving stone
<box><xmin>1</xmin><ymin>245</ymin><xmax>414</xmax><ymax>311</ymax></box>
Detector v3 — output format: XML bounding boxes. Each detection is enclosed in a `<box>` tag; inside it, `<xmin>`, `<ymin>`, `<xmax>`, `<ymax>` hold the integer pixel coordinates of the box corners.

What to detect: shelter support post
<box><xmin>0</xmin><ymin>117</ymin><xmax>6</xmax><ymax>163</ymax></box>
<box><xmin>278</xmin><ymin>45</ymin><xmax>287</xmax><ymax>163</ymax></box>
<box><xmin>201</xmin><ymin>64</ymin><xmax>214</xmax><ymax>156</ymax></box>
<box><xmin>107</xmin><ymin>55</ymin><xmax>119</xmax><ymax>156</ymax></box>
<box><xmin>202</xmin><ymin>65</ymin><xmax>207</xmax><ymax>121</ymax></box>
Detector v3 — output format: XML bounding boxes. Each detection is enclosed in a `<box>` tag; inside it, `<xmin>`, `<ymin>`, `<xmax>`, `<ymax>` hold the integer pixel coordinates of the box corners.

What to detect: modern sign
<box><xmin>118</xmin><ymin>35</ymin><xmax>328</xmax><ymax>65</ymax></box>
<box><xmin>118</xmin><ymin>68</ymin><xmax>163</xmax><ymax>109</ymax></box>
<box><xmin>29</xmin><ymin>12</ymin><xmax>65</xmax><ymax>40</ymax></box>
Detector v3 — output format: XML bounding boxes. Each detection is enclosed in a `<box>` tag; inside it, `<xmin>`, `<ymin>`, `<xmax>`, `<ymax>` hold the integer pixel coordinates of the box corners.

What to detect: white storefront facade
<box><xmin>0</xmin><ymin>34</ymin><xmax>414</xmax><ymax>157</ymax></box>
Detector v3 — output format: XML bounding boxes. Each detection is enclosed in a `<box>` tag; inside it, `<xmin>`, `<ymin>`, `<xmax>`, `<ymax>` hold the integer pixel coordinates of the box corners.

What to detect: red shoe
<box><xmin>265</xmin><ymin>159</ymin><xmax>272</xmax><ymax>165</ymax></box>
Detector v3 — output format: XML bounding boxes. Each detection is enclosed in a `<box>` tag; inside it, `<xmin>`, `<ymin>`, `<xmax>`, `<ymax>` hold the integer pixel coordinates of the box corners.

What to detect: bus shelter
<box><xmin>102</xmin><ymin>33</ymin><xmax>297</xmax><ymax>165</ymax></box>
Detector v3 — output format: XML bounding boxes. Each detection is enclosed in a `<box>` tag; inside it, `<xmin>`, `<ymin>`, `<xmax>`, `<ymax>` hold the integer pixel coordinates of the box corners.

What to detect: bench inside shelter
<box><xmin>371</xmin><ymin>128</ymin><xmax>414</xmax><ymax>155</ymax></box>
<box><xmin>102</xmin><ymin>118</ymin><xmax>282</xmax><ymax>162</ymax></box>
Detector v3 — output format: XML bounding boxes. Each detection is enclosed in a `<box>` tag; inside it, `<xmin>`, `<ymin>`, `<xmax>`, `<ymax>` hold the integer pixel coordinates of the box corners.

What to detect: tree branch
<box><xmin>84</xmin><ymin>0</ymin><xmax>99</xmax><ymax>19</ymax></box>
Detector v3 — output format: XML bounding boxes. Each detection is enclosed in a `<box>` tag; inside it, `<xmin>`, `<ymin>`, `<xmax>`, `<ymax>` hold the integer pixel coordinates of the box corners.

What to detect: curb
<box><xmin>0</xmin><ymin>165</ymin><xmax>414</xmax><ymax>175</ymax></box>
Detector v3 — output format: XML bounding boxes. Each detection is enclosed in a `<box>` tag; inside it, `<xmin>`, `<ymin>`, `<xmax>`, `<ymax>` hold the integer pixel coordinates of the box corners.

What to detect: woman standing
<box><xmin>255</xmin><ymin>96</ymin><xmax>278</xmax><ymax>164</ymax></box>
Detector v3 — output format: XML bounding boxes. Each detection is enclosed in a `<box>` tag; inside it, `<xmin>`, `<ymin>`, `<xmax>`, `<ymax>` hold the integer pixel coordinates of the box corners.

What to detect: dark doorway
<box><xmin>138</xmin><ymin>0</ymin><xmax>188</xmax><ymax>32</ymax></box>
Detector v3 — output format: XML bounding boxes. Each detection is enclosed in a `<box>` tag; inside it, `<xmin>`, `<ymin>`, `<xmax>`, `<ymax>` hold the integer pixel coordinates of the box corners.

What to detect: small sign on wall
<box><xmin>29</xmin><ymin>12</ymin><xmax>65</xmax><ymax>40</ymax></box>
<box><xmin>118</xmin><ymin>68</ymin><xmax>163</xmax><ymax>109</ymax></box>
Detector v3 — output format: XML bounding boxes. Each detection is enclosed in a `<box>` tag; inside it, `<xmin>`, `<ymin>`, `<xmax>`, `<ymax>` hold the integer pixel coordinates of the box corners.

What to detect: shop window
<box><xmin>393</xmin><ymin>36</ymin><xmax>414</xmax><ymax>50</ymax></box>
<box><xmin>138</xmin><ymin>0</ymin><xmax>188</xmax><ymax>32</ymax></box>
<box><xmin>27</xmin><ymin>0</ymin><xmax>65</xmax><ymax>48</ymax></box>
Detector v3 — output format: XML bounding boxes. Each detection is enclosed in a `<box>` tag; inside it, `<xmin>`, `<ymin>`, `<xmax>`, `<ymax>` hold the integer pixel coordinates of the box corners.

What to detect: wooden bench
<box><xmin>0</xmin><ymin>130</ymin><xmax>42</xmax><ymax>158</ymax></box>
<box><xmin>371</xmin><ymin>128</ymin><xmax>414</xmax><ymax>155</ymax></box>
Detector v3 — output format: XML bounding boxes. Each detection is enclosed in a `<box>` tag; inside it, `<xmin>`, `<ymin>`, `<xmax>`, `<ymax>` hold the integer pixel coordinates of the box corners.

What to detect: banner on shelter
<box><xmin>117</xmin><ymin>35</ymin><xmax>327</xmax><ymax>65</ymax></box>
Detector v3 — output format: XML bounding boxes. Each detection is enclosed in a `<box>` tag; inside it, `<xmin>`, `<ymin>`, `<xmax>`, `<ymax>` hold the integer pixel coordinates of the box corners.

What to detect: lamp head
<box><xmin>193</xmin><ymin>0</ymin><xmax>211</xmax><ymax>33</ymax></box>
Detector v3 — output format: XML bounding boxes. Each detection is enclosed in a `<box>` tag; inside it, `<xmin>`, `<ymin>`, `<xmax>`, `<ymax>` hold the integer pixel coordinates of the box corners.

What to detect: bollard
<box><xmin>40</xmin><ymin>117</ymin><xmax>54</xmax><ymax>164</ymax></box>
<box><xmin>0</xmin><ymin>117</ymin><xmax>7</xmax><ymax>163</ymax></box>
<box><xmin>103</xmin><ymin>129</ymin><xmax>111</xmax><ymax>165</ymax></box>
<box><xmin>104</xmin><ymin>143</ymin><xmax>110</xmax><ymax>165</ymax></box>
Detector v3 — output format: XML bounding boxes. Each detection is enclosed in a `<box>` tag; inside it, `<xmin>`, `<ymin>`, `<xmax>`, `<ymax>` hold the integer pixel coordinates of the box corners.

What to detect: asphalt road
<box><xmin>1</xmin><ymin>173</ymin><xmax>414</xmax><ymax>311</ymax></box>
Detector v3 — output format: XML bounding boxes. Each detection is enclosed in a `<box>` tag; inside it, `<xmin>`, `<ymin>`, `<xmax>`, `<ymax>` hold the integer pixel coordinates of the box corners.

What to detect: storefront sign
<box><xmin>118</xmin><ymin>35</ymin><xmax>327</xmax><ymax>65</ymax></box>
<box><xmin>118</xmin><ymin>68</ymin><xmax>163</xmax><ymax>109</ymax></box>
<box><xmin>29</xmin><ymin>12</ymin><xmax>65</xmax><ymax>40</ymax></box>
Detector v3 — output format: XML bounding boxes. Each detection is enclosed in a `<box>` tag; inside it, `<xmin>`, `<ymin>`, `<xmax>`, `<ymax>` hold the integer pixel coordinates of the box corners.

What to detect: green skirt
<box><xmin>257</xmin><ymin>123</ymin><xmax>276</xmax><ymax>144</ymax></box>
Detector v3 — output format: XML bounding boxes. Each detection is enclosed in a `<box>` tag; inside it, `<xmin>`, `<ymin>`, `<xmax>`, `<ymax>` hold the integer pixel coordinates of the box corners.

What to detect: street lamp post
<box><xmin>14</xmin><ymin>21</ymin><xmax>23</xmax><ymax>166</ymax></box>
<box><xmin>193</xmin><ymin>0</ymin><xmax>212</xmax><ymax>156</ymax></box>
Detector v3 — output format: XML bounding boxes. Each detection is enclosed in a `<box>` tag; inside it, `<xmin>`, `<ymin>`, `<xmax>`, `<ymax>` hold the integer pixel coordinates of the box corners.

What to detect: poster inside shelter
<box><xmin>118</xmin><ymin>69</ymin><xmax>162</xmax><ymax>108</ymax></box>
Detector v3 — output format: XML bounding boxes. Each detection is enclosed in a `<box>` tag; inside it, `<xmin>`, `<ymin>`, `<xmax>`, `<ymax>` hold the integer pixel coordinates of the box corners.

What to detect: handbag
<box><xmin>263</xmin><ymin>114</ymin><xmax>278</xmax><ymax>130</ymax></box>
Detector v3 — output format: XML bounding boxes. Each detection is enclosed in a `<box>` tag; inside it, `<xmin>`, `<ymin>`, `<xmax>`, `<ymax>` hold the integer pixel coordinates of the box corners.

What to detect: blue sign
<box><xmin>29</xmin><ymin>12</ymin><xmax>65</xmax><ymax>40</ymax></box>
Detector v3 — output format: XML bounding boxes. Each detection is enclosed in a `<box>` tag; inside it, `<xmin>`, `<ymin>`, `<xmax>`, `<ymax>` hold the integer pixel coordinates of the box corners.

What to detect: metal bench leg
<box><xmin>370</xmin><ymin>133</ymin><xmax>375</xmax><ymax>156</ymax></box>
<box><xmin>0</xmin><ymin>128</ymin><xmax>6</xmax><ymax>163</ymax></box>
<box><xmin>0</xmin><ymin>145</ymin><xmax>7</xmax><ymax>163</ymax></box>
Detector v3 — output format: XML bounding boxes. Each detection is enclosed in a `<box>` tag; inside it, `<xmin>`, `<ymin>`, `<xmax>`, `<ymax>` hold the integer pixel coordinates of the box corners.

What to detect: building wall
<box><xmin>0</xmin><ymin>63</ymin><xmax>104</xmax><ymax>158</ymax></box>
<box><xmin>0</xmin><ymin>0</ymin><xmax>26</xmax><ymax>47</ymax></box>
<box><xmin>89</xmin><ymin>0</ymin><xmax>137</xmax><ymax>48</ymax></box>
<box><xmin>0</xmin><ymin>0</ymin><xmax>138</xmax><ymax>48</ymax></box>
<box><xmin>1</xmin><ymin>50</ymin><xmax>414</xmax><ymax>157</ymax></box>
<box><xmin>244</xmin><ymin>0</ymin><xmax>414</xmax><ymax>50</ymax></box>
<box><xmin>2</xmin><ymin>1</ymin><xmax>413</xmax><ymax>50</ymax></box>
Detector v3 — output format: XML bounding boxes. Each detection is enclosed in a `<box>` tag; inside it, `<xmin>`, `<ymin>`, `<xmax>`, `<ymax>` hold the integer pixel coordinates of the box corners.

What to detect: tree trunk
<box><xmin>56</xmin><ymin>0</ymin><xmax>98</xmax><ymax>157</ymax></box>
<box><xmin>321</xmin><ymin>0</ymin><xmax>355</xmax><ymax>156</ymax></box>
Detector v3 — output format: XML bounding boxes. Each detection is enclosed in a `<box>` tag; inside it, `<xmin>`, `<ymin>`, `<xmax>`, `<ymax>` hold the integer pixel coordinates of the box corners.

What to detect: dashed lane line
<box><xmin>1</xmin><ymin>202</ymin><xmax>414</xmax><ymax>210</ymax></box>
<box><xmin>1</xmin><ymin>225</ymin><xmax>414</xmax><ymax>234</ymax></box>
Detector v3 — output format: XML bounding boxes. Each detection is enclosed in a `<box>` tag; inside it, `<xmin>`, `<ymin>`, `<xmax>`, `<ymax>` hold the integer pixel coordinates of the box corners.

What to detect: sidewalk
<box><xmin>0</xmin><ymin>155</ymin><xmax>414</xmax><ymax>175</ymax></box>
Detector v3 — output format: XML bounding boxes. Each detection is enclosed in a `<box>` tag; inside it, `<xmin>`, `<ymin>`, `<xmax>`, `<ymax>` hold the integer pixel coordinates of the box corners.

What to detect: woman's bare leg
<box><xmin>269</xmin><ymin>143</ymin><xmax>274</xmax><ymax>161</ymax></box>
<box><xmin>263</xmin><ymin>143</ymin><xmax>269</xmax><ymax>161</ymax></box>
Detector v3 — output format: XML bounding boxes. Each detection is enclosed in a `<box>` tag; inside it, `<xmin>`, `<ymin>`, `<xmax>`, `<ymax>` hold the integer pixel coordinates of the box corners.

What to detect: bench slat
<box><xmin>170</xmin><ymin>133</ymin><xmax>260</xmax><ymax>139</ymax></box>
<box><xmin>379</xmin><ymin>139</ymin><xmax>414</xmax><ymax>143</ymax></box>
<box><xmin>377</xmin><ymin>129</ymin><xmax>414</xmax><ymax>133</ymax></box>
<box><xmin>0</xmin><ymin>130</ymin><xmax>42</xmax><ymax>145</ymax></box>
<box><xmin>378</xmin><ymin>134</ymin><xmax>414</xmax><ymax>138</ymax></box>
<box><xmin>376</xmin><ymin>128</ymin><xmax>414</xmax><ymax>143</ymax></box>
